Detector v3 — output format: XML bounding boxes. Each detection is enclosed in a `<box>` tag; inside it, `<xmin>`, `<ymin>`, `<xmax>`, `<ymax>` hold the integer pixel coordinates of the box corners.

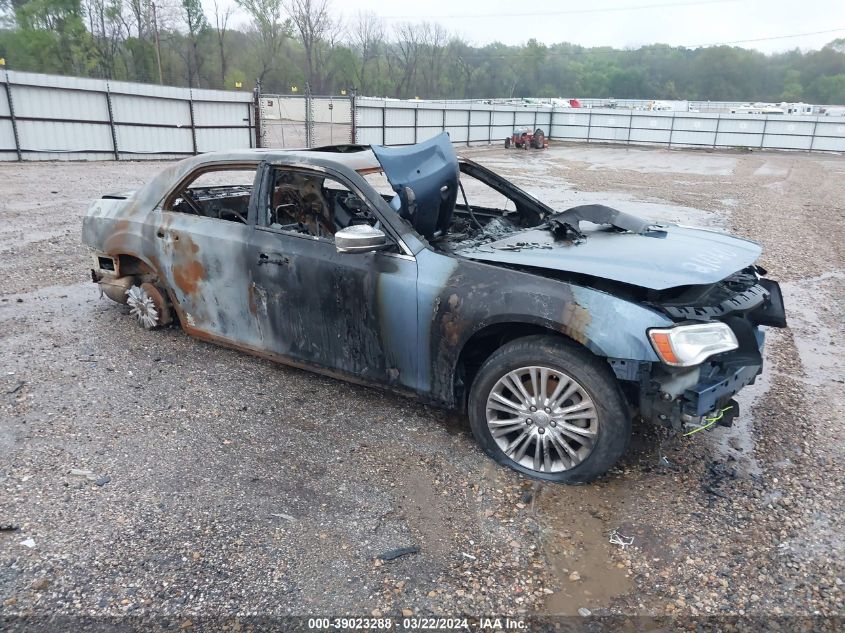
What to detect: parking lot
<box><xmin>1</xmin><ymin>145</ymin><xmax>843</xmax><ymax>621</ymax></box>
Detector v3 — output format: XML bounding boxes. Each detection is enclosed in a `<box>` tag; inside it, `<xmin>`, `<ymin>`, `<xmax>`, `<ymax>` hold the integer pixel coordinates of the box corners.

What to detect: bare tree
<box><xmin>180</xmin><ymin>0</ymin><xmax>208</xmax><ymax>87</ymax></box>
<box><xmin>350</xmin><ymin>11</ymin><xmax>382</xmax><ymax>94</ymax></box>
<box><xmin>391</xmin><ymin>22</ymin><xmax>422</xmax><ymax>98</ymax></box>
<box><xmin>236</xmin><ymin>0</ymin><xmax>288</xmax><ymax>84</ymax></box>
<box><xmin>283</xmin><ymin>0</ymin><xmax>335</xmax><ymax>93</ymax></box>
<box><xmin>419</xmin><ymin>22</ymin><xmax>448</xmax><ymax>96</ymax></box>
<box><xmin>85</xmin><ymin>0</ymin><xmax>126</xmax><ymax>78</ymax></box>
<box><xmin>212</xmin><ymin>0</ymin><xmax>232</xmax><ymax>87</ymax></box>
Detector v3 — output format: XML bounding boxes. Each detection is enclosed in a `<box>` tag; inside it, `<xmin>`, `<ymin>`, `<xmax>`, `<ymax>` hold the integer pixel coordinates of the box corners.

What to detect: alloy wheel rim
<box><xmin>126</xmin><ymin>285</ymin><xmax>160</xmax><ymax>329</ymax></box>
<box><xmin>485</xmin><ymin>366</ymin><xmax>598</xmax><ymax>473</ymax></box>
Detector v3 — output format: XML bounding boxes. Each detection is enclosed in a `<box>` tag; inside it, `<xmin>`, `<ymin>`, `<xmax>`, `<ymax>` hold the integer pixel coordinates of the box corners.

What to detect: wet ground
<box><xmin>1</xmin><ymin>145</ymin><xmax>843</xmax><ymax>624</ymax></box>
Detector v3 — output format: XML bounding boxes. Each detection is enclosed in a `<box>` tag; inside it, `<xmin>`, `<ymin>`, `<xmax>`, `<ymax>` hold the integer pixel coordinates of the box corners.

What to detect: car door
<box><xmin>247</xmin><ymin>163</ymin><xmax>420</xmax><ymax>390</ymax></box>
<box><xmin>155</xmin><ymin>162</ymin><xmax>267</xmax><ymax>349</ymax></box>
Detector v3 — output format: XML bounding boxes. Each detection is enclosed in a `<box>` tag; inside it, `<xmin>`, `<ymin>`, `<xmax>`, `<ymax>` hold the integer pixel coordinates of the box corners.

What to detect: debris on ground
<box><xmin>377</xmin><ymin>546</ymin><xmax>420</xmax><ymax>561</ymax></box>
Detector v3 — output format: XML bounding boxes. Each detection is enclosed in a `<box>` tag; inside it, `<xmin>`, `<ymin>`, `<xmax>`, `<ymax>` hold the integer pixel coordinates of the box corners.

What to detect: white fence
<box><xmin>2</xmin><ymin>71</ymin><xmax>844</xmax><ymax>159</ymax></box>
<box><xmin>354</xmin><ymin>98</ymin><xmax>845</xmax><ymax>153</ymax></box>
<box><xmin>0</xmin><ymin>70</ymin><xmax>255</xmax><ymax>161</ymax></box>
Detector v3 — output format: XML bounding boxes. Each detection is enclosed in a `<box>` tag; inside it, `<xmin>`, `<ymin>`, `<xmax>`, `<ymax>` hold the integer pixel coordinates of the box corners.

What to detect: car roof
<box><xmin>191</xmin><ymin>145</ymin><xmax>473</xmax><ymax>176</ymax></box>
<box><xmin>195</xmin><ymin>146</ymin><xmax>384</xmax><ymax>174</ymax></box>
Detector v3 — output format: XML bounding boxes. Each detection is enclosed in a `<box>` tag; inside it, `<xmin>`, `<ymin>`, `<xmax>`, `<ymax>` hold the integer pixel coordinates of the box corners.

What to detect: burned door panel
<box><xmin>150</xmin><ymin>212</ymin><xmax>260</xmax><ymax>346</ymax></box>
<box><xmin>247</xmin><ymin>228</ymin><xmax>419</xmax><ymax>388</ymax></box>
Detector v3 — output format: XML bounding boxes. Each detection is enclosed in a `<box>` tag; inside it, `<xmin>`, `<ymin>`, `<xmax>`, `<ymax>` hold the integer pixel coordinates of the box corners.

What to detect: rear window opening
<box><xmin>97</xmin><ymin>256</ymin><xmax>115</xmax><ymax>272</ymax></box>
<box><xmin>165</xmin><ymin>166</ymin><xmax>259</xmax><ymax>224</ymax></box>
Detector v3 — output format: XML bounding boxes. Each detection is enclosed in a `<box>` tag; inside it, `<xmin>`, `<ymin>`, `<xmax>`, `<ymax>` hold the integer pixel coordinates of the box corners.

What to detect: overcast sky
<box><xmin>207</xmin><ymin>0</ymin><xmax>845</xmax><ymax>53</ymax></box>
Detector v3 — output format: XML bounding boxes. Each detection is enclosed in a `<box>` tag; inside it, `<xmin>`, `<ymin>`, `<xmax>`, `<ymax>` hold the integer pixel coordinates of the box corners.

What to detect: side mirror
<box><xmin>335</xmin><ymin>224</ymin><xmax>388</xmax><ymax>254</ymax></box>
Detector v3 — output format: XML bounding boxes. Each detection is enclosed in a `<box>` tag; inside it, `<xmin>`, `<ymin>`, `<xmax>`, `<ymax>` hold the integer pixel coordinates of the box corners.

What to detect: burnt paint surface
<box><xmin>82</xmin><ymin>149</ymin><xmax>674</xmax><ymax>410</ymax></box>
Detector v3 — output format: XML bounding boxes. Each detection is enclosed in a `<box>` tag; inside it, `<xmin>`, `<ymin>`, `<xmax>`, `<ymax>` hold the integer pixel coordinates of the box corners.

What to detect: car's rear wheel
<box><xmin>467</xmin><ymin>335</ymin><xmax>630</xmax><ymax>483</ymax></box>
<box><xmin>504</xmin><ymin>137</ymin><xmax>512</xmax><ymax>148</ymax></box>
<box><xmin>532</xmin><ymin>128</ymin><xmax>545</xmax><ymax>149</ymax></box>
<box><xmin>125</xmin><ymin>282</ymin><xmax>172</xmax><ymax>330</ymax></box>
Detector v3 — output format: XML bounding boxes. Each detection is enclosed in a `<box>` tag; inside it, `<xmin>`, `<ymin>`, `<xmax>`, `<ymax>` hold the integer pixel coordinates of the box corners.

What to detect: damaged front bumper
<box><xmin>640</xmin><ymin>352</ymin><xmax>761</xmax><ymax>430</ymax></box>
<box><xmin>637</xmin><ymin>278</ymin><xmax>785</xmax><ymax>431</ymax></box>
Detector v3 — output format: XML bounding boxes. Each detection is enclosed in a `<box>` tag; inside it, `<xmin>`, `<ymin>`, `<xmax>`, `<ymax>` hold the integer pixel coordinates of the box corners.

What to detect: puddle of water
<box><xmin>710</xmin><ymin>271</ymin><xmax>844</xmax><ymax>474</ymax></box>
<box><xmin>779</xmin><ymin>272</ymin><xmax>845</xmax><ymax>387</ymax></box>
<box><xmin>461</xmin><ymin>149</ymin><xmax>724</xmax><ymax>229</ymax></box>
<box><xmin>535</xmin><ymin>485</ymin><xmax>633</xmax><ymax>615</ymax></box>
<box><xmin>529</xmin><ymin>185</ymin><xmax>724</xmax><ymax>229</ymax></box>
<box><xmin>534</xmin><ymin>146</ymin><xmax>738</xmax><ymax>176</ymax></box>
<box><xmin>753</xmin><ymin>162</ymin><xmax>789</xmax><ymax>178</ymax></box>
<box><xmin>710</xmin><ymin>344</ymin><xmax>768</xmax><ymax>478</ymax></box>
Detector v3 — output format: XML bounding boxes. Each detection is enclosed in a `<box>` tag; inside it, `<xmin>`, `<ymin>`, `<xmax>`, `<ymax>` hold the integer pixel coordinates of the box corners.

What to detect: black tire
<box><xmin>532</xmin><ymin>129</ymin><xmax>545</xmax><ymax>149</ymax></box>
<box><xmin>467</xmin><ymin>334</ymin><xmax>630</xmax><ymax>484</ymax></box>
<box><xmin>504</xmin><ymin>137</ymin><xmax>511</xmax><ymax>149</ymax></box>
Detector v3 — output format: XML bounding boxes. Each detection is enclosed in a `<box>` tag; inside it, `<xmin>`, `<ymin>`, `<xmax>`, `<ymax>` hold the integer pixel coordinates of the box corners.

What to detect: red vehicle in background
<box><xmin>504</xmin><ymin>127</ymin><xmax>548</xmax><ymax>150</ymax></box>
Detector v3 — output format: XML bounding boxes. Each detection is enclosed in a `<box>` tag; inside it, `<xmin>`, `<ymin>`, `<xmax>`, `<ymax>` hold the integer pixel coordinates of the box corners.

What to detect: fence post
<box><xmin>549</xmin><ymin>107</ymin><xmax>555</xmax><ymax>142</ymax></box>
<box><xmin>414</xmin><ymin>104</ymin><xmax>418</xmax><ymax>144</ymax></box>
<box><xmin>466</xmin><ymin>107</ymin><xmax>471</xmax><ymax>147</ymax></box>
<box><xmin>533</xmin><ymin>108</ymin><xmax>537</xmax><ymax>132</ymax></box>
<box><xmin>3</xmin><ymin>69</ymin><xmax>21</xmax><ymax>161</ymax></box>
<box><xmin>304</xmin><ymin>83</ymin><xmax>313</xmax><ymax>148</ymax></box>
<box><xmin>668</xmin><ymin>112</ymin><xmax>676</xmax><ymax>148</ymax></box>
<box><xmin>488</xmin><ymin>109</ymin><xmax>492</xmax><ymax>145</ymax></box>
<box><xmin>382</xmin><ymin>104</ymin><xmax>387</xmax><ymax>145</ymax></box>
<box><xmin>188</xmin><ymin>89</ymin><xmax>198</xmax><ymax>155</ymax></box>
<box><xmin>105</xmin><ymin>82</ymin><xmax>119</xmax><ymax>160</ymax></box>
<box><xmin>626</xmin><ymin>111</ymin><xmax>633</xmax><ymax>145</ymax></box>
<box><xmin>253</xmin><ymin>80</ymin><xmax>262</xmax><ymax>148</ymax></box>
<box><xmin>587</xmin><ymin>109</ymin><xmax>593</xmax><ymax>143</ymax></box>
<box><xmin>760</xmin><ymin>116</ymin><xmax>768</xmax><ymax>150</ymax></box>
<box><xmin>350</xmin><ymin>89</ymin><xmax>357</xmax><ymax>144</ymax></box>
<box><xmin>809</xmin><ymin>115</ymin><xmax>819</xmax><ymax>153</ymax></box>
<box><xmin>713</xmin><ymin>114</ymin><xmax>721</xmax><ymax>150</ymax></box>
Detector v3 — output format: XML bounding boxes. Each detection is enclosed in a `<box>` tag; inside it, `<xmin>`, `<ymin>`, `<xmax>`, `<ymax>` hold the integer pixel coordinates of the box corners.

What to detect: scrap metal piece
<box><xmin>549</xmin><ymin>204</ymin><xmax>659</xmax><ymax>241</ymax></box>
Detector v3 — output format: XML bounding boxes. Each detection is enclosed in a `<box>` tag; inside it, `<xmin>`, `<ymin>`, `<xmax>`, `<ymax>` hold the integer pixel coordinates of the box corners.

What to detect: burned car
<box><xmin>82</xmin><ymin>133</ymin><xmax>786</xmax><ymax>483</ymax></box>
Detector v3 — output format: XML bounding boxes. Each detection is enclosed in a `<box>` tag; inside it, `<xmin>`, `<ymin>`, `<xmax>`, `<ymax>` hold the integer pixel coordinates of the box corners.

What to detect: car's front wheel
<box><xmin>467</xmin><ymin>335</ymin><xmax>630</xmax><ymax>483</ymax></box>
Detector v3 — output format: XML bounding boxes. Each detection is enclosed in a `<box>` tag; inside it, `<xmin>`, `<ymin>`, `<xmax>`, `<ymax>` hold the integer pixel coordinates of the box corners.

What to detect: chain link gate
<box><xmin>257</xmin><ymin>91</ymin><xmax>353</xmax><ymax>149</ymax></box>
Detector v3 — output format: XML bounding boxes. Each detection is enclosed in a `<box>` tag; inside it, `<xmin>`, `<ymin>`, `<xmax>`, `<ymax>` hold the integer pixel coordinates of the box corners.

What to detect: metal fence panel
<box><xmin>0</xmin><ymin>70</ymin><xmax>252</xmax><ymax>160</ymax></box>
<box><xmin>385</xmin><ymin>127</ymin><xmax>416</xmax><ymax>145</ymax></box>
<box><xmin>0</xmin><ymin>120</ymin><xmax>14</xmax><ymax>152</ymax></box>
<box><xmin>763</xmin><ymin>134</ymin><xmax>812</xmax><ymax>150</ymax></box>
<box><xmin>717</xmin><ymin>117</ymin><xmax>766</xmax><ymax>134</ymax></box>
<box><xmin>116</xmin><ymin>125</ymin><xmax>193</xmax><ymax>155</ymax></box>
<box><xmin>444</xmin><ymin>109</ymin><xmax>468</xmax><ymax>126</ymax></box>
<box><xmin>18</xmin><ymin>119</ymin><xmax>113</xmax><ymax>153</ymax></box>
<box><xmin>470</xmin><ymin>110</ymin><xmax>489</xmax><ymax>125</ymax></box>
<box><xmin>112</xmin><ymin>93</ymin><xmax>190</xmax><ymax>126</ymax></box>
<box><xmin>416</xmin><ymin>127</ymin><xmax>442</xmax><ymax>143</ymax></box>
<box><xmin>629</xmin><ymin>127</ymin><xmax>673</xmax><ymax>144</ymax></box>
<box><xmin>417</xmin><ymin>108</ymin><xmax>443</xmax><ymax>127</ymax></box>
<box><xmin>716</xmin><ymin>131</ymin><xmax>764</xmax><ymax>147</ymax></box>
<box><xmin>385</xmin><ymin>107</ymin><xmax>415</xmax><ymax>127</ymax></box>
<box><xmin>445</xmin><ymin>125</ymin><xmax>469</xmax><ymax>143</ymax></box>
<box><xmin>196</xmin><ymin>128</ymin><xmax>251</xmax><ymax>153</ymax></box>
<box><xmin>492</xmin><ymin>110</ymin><xmax>513</xmax><ymax>126</ymax></box>
<box><xmin>491</xmin><ymin>126</ymin><xmax>513</xmax><ymax>141</ymax></box>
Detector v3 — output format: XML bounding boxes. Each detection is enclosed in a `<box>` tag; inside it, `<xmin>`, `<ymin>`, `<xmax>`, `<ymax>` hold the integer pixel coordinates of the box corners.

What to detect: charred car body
<box><xmin>82</xmin><ymin>134</ymin><xmax>786</xmax><ymax>483</ymax></box>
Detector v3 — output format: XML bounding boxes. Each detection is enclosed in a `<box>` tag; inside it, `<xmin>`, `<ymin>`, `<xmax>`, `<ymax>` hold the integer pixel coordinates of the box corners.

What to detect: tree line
<box><xmin>1</xmin><ymin>0</ymin><xmax>844</xmax><ymax>104</ymax></box>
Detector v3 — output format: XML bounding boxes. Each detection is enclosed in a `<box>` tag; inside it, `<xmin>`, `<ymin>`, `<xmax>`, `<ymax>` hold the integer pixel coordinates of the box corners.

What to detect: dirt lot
<box><xmin>1</xmin><ymin>145</ymin><xmax>843</xmax><ymax>625</ymax></box>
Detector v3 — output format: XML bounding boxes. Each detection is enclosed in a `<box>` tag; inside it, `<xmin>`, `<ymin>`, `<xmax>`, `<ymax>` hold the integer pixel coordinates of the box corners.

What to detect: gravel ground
<box><xmin>1</xmin><ymin>145</ymin><xmax>843</xmax><ymax>626</ymax></box>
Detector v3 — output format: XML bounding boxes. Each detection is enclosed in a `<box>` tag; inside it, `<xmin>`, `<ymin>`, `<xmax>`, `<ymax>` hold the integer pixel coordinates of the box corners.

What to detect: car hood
<box><xmin>454</xmin><ymin>224</ymin><xmax>762</xmax><ymax>290</ymax></box>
